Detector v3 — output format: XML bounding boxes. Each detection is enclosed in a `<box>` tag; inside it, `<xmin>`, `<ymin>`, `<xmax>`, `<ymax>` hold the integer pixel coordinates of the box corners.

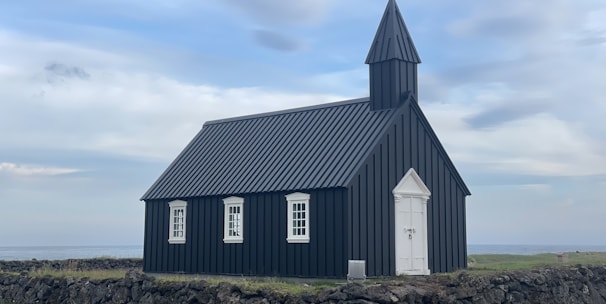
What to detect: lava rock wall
<box><xmin>0</xmin><ymin>264</ymin><xmax>605</xmax><ymax>303</ymax></box>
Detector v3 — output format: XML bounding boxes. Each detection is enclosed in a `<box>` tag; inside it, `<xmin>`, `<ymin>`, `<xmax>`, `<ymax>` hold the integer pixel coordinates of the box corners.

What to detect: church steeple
<box><xmin>366</xmin><ymin>0</ymin><xmax>421</xmax><ymax>110</ymax></box>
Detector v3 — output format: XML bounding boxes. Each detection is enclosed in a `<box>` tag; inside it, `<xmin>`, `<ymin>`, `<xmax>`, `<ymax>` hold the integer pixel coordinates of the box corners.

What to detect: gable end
<box><xmin>393</xmin><ymin>168</ymin><xmax>431</xmax><ymax>198</ymax></box>
<box><xmin>408</xmin><ymin>96</ymin><xmax>471</xmax><ymax>195</ymax></box>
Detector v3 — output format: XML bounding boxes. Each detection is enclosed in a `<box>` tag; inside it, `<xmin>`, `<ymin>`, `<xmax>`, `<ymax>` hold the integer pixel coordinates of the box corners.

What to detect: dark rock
<box><xmin>141</xmin><ymin>278</ymin><xmax>154</xmax><ymax>291</ymax></box>
<box><xmin>215</xmin><ymin>282</ymin><xmax>241</xmax><ymax>303</ymax></box>
<box><xmin>366</xmin><ymin>284</ymin><xmax>400</xmax><ymax>303</ymax></box>
<box><xmin>317</xmin><ymin>289</ymin><xmax>348</xmax><ymax>302</ymax></box>
<box><xmin>342</xmin><ymin>283</ymin><xmax>368</xmax><ymax>300</ymax></box>
<box><xmin>0</xmin><ymin>258</ymin><xmax>142</xmax><ymax>273</ymax></box>
<box><xmin>188</xmin><ymin>280</ymin><xmax>208</xmax><ymax>291</ymax></box>
<box><xmin>508</xmin><ymin>291</ymin><xmax>526</xmax><ymax>302</ymax></box>
<box><xmin>343</xmin><ymin>300</ymin><xmax>380</xmax><ymax>304</ymax></box>
<box><xmin>139</xmin><ymin>292</ymin><xmax>154</xmax><ymax>304</ymax></box>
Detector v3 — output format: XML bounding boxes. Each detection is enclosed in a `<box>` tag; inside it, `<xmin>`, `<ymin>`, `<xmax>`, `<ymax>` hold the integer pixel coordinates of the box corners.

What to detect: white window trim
<box><xmin>168</xmin><ymin>200</ymin><xmax>187</xmax><ymax>244</ymax></box>
<box><xmin>286</xmin><ymin>192</ymin><xmax>310</xmax><ymax>243</ymax></box>
<box><xmin>223</xmin><ymin>196</ymin><xmax>244</xmax><ymax>243</ymax></box>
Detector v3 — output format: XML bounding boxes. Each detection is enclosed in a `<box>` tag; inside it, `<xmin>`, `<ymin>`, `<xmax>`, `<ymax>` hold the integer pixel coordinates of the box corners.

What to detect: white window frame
<box><xmin>286</xmin><ymin>192</ymin><xmax>310</xmax><ymax>243</ymax></box>
<box><xmin>223</xmin><ymin>196</ymin><xmax>244</xmax><ymax>243</ymax></box>
<box><xmin>168</xmin><ymin>200</ymin><xmax>187</xmax><ymax>244</ymax></box>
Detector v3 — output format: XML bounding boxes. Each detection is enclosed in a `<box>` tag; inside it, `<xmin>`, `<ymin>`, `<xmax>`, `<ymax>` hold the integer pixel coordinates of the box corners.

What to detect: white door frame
<box><xmin>393</xmin><ymin>168</ymin><xmax>431</xmax><ymax>275</ymax></box>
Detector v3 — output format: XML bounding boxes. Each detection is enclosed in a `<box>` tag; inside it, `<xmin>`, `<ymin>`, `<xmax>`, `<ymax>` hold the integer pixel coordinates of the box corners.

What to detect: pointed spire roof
<box><xmin>365</xmin><ymin>0</ymin><xmax>421</xmax><ymax>64</ymax></box>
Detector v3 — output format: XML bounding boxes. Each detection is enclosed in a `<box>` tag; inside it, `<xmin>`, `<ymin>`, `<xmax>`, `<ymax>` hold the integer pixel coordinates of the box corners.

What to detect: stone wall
<box><xmin>0</xmin><ymin>259</ymin><xmax>142</xmax><ymax>273</ymax></box>
<box><xmin>0</xmin><ymin>263</ymin><xmax>605</xmax><ymax>303</ymax></box>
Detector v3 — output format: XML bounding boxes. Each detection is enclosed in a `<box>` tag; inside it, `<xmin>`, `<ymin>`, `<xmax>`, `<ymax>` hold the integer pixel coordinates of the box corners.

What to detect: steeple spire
<box><xmin>366</xmin><ymin>0</ymin><xmax>421</xmax><ymax>110</ymax></box>
<box><xmin>366</xmin><ymin>0</ymin><xmax>421</xmax><ymax>64</ymax></box>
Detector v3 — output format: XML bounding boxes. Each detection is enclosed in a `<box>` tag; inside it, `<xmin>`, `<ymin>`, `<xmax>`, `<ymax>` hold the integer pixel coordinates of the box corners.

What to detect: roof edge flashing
<box><xmin>343</xmin><ymin>94</ymin><xmax>413</xmax><ymax>187</ymax></box>
<box><xmin>204</xmin><ymin>97</ymin><xmax>370</xmax><ymax>126</ymax></box>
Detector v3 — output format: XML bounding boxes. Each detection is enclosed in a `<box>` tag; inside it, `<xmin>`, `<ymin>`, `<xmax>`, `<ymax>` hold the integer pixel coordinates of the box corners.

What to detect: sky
<box><xmin>0</xmin><ymin>0</ymin><xmax>605</xmax><ymax>247</ymax></box>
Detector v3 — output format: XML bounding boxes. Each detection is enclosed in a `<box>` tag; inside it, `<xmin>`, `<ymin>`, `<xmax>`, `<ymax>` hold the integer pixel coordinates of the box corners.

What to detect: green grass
<box><xmin>28</xmin><ymin>267</ymin><xmax>128</xmax><ymax>280</ymax></box>
<box><xmin>468</xmin><ymin>252</ymin><xmax>606</xmax><ymax>272</ymax></box>
<box><xmin>159</xmin><ymin>275</ymin><xmax>338</xmax><ymax>295</ymax></box>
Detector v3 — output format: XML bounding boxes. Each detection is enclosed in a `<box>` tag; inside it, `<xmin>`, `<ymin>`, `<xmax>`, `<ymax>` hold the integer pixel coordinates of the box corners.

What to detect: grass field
<box><xmin>468</xmin><ymin>252</ymin><xmax>606</xmax><ymax>271</ymax></box>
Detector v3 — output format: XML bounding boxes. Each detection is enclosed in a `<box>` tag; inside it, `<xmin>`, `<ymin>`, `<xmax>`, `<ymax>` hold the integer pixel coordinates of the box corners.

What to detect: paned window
<box><xmin>223</xmin><ymin>196</ymin><xmax>244</xmax><ymax>243</ymax></box>
<box><xmin>168</xmin><ymin>200</ymin><xmax>187</xmax><ymax>244</ymax></box>
<box><xmin>286</xmin><ymin>192</ymin><xmax>310</xmax><ymax>243</ymax></box>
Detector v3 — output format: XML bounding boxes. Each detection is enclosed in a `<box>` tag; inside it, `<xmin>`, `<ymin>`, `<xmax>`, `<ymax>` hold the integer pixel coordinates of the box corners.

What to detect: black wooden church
<box><xmin>141</xmin><ymin>0</ymin><xmax>471</xmax><ymax>278</ymax></box>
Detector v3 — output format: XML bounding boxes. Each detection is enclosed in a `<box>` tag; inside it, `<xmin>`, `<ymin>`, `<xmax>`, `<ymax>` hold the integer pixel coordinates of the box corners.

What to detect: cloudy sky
<box><xmin>1</xmin><ymin>0</ymin><xmax>605</xmax><ymax>248</ymax></box>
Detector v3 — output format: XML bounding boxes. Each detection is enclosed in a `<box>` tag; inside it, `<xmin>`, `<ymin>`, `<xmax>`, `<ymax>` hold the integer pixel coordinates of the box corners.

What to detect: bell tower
<box><xmin>366</xmin><ymin>0</ymin><xmax>421</xmax><ymax>110</ymax></box>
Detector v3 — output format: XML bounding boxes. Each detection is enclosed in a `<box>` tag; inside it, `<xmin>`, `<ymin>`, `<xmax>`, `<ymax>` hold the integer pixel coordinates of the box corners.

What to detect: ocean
<box><xmin>467</xmin><ymin>244</ymin><xmax>606</xmax><ymax>255</ymax></box>
<box><xmin>1</xmin><ymin>244</ymin><xmax>605</xmax><ymax>261</ymax></box>
<box><xmin>0</xmin><ymin>245</ymin><xmax>142</xmax><ymax>261</ymax></box>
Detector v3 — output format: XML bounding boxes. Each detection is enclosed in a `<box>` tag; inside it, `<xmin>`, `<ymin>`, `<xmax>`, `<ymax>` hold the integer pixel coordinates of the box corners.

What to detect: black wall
<box><xmin>348</xmin><ymin>100</ymin><xmax>468</xmax><ymax>276</ymax></box>
<box><xmin>143</xmin><ymin>188</ymin><xmax>349</xmax><ymax>278</ymax></box>
<box><xmin>369</xmin><ymin>60</ymin><xmax>418</xmax><ymax>110</ymax></box>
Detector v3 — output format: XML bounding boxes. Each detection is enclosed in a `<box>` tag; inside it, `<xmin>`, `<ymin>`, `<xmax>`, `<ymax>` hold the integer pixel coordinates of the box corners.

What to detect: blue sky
<box><xmin>1</xmin><ymin>0</ymin><xmax>605</xmax><ymax>247</ymax></box>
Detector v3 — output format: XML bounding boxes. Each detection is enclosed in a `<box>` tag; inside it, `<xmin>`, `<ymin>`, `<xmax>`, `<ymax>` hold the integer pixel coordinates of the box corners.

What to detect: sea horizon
<box><xmin>0</xmin><ymin>245</ymin><xmax>143</xmax><ymax>261</ymax></box>
<box><xmin>1</xmin><ymin>244</ymin><xmax>605</xmax><ymax>261</ymax></box>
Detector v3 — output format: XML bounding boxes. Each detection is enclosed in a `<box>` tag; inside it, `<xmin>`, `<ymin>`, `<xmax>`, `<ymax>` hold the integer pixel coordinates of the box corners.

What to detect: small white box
<box><xmin>347</xmin><ymin>260</ymin><xmax>366</xmax><ymax>282</ymax></box>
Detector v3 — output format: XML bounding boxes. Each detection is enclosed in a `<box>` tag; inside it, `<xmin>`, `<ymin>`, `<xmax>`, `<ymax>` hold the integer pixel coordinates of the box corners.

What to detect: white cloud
<box><xmin>424</xmin><ymin>104</ymin><xmax>606</xmax><ymax>177</ymax></box>
<box><xmin>0</xmin><ymin>31</ymin><xmax>346</xmax><ymax>161</ymax></box>
<box><xmin>516</xmin><ymin>184</ymin><xmax>552</xmax><ymax>193</ymax></box>
<box><xmin>66</xmin><ymin>73</ymin><xmax>342</xmax><ymax>159</ymax></box>
<box><xmin>416</xmin><ymin>0</ymin><xmax>606</xmax><ymax>179</ymax></box>
<box><xmin>557</xmin><ymin>197</ymin><xmax>576</xmax><ymax>208</ymax></box>
<box><xmin>306</xmin><ymin>67</ymin><xmax>367</xmax><ymax>96</ymax></box>
<box><xmin>224</xmin><ymin>0</ymin><xmax>338</xmax><ymax>26</ymax></box>
<box><xmin>583</xmin><ymin>7</ymin><xmax>606</xmax><ymax>33</ymax></box>
<box><xmin>0</xmin><ymin>162</ymin><xmax>79</xmax><ymax>176</ymax></box>
<box><xmin>448</xmin><ymin>0</ymin><xmax>583</xmax><ymax>43</ymax></box>
<box><xmin>0</xmin><ymin>30</ymin><xmax>130</xmax><ymax>72</ymax></box>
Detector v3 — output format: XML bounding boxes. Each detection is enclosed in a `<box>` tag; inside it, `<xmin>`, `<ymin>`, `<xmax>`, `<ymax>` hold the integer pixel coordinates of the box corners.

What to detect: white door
<box><xmin>409</xmin><ymin>197</ymin><xmax>427</xmax><ymax>271</ymax></box>
<box><xmin>395</xmin><ymin>197</ymin><xmax>414</xmax><ymax>272</ymax></box>
<box><xmin>393</xmin><ymin>168</ymin><xmax>430</xmax><ymax>275</ymax></box>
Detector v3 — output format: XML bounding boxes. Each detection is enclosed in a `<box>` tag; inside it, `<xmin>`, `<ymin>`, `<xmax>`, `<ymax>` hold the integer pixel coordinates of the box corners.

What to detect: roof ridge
<box><xmin>204</xmin><ymin>97</ymin><xmax>370</xmax><ymax>126</ymax></box>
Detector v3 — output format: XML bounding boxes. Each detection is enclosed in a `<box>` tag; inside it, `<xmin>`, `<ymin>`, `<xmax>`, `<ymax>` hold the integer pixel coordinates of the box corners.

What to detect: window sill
<box><xmin>287</xmin><ymin>237</ymin><xmax>310</xmax><ymax>244</ymax></box>
<box><xmin>223</xmin><ymin>238</ymin><xmax>243</xmax><ymax>244</ymax></box>
<box><xmin>168</xmin><ymin>239</ymin><xmax>186</xmax><ymax>244</ymax></box>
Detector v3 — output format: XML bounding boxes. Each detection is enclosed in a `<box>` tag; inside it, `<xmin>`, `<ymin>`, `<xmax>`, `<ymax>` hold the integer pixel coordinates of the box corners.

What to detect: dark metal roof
<box><xmin>141</xmin><ymin>98</ymin><xmax>398</xmax><ymax>200</ymax></box>
<box><xmin>365</xmin><ymin>0</ymin><xmax>421</xmax><ymax>64</ymax></box>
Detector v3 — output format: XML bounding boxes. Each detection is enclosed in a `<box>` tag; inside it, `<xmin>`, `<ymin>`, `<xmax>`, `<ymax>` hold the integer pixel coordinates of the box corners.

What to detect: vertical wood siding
<box><xmin>369</xmin><ymin>60</ymin><xmax>418</xmax><ymax>110</ymax></box>
<box><xmin>348</xmin><ymin>102</ymin><xmax>467</xmax><ymax>276</ymax></box>
<box><xmin>143</xmin><ymin>188</ymin><xmax>348</xmax><ymax>278</ymax></box>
